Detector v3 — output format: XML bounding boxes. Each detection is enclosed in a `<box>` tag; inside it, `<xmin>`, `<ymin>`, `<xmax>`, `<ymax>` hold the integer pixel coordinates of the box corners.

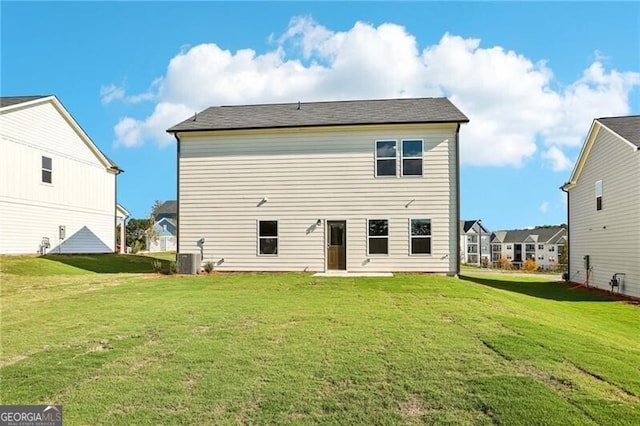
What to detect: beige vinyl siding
<box><xmin>178</xmin><ymin>124</ymin><xmax>458</xmax><ymax>273</ymax></box>
<box><xmin>568</xmin><ymin>126</ymin><xmax>640</xmax><ymax>298</ymax></box>
<box><xmin>0</xmin><ymin>101</ymin><xmax>116</xmax><ymax>254</ymax></box>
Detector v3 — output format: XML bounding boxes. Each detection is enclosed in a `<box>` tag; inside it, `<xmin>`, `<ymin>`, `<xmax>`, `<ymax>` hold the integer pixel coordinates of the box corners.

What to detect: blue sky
<box><xmin>2</xmin><ymin>1</ymin><xmax>639</xmax><ymax>231</ymax></box>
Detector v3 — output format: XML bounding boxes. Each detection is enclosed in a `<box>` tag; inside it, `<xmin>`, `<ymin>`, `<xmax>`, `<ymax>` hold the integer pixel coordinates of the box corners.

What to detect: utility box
<box><xmin>177</xmin><ymin>253</ymin><xmax>199</xmax><ymax>275</ymax></box>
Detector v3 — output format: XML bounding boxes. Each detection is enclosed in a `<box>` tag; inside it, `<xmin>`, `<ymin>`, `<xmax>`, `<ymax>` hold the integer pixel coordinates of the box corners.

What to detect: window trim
<box><xmin>42</xmin><ymin>156</ymin><xmax>52</xmax><ymax>184</ymax></box>
<box><xmin>374</xmin><ymin>140</ymin><xmax>398</xmax><ymax>178</ymax></box>
<box><xmin>257</xmin><ymin>220</ymin><xmax>278</xmax><ymax>257</ymax></box>
<box><xmin>595</xmin><ymin>180</ymin><xmax>603</xmax><ymax>211</ymax></box>
<box><xmin>409</xmin><ymin>218</ymin><xmax>432</xmax><ymax>256</ymax></box>
<box><xmin>367</xmin><ymin>218</ymin><xmax>389</xmax><ymax>256</ymax></box>
<box><xmin>401</xmin><ymin>139</ymin><xmax>424</xmax><ymax>177</ymax></box>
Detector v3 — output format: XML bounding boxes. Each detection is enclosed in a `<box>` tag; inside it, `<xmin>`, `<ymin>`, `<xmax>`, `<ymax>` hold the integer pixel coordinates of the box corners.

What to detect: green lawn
<box><xmin>1</xmin><ymin>255</ymin><xmax>638</xmax><ymax>425</ymax></box>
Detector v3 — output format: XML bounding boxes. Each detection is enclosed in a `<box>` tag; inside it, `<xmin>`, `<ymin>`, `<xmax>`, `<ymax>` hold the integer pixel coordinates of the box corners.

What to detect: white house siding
<box><xmin>568</xmin><ymin>127</ymin><xmax>640</xmax><ymax>298</ymax></box>
<box><xmin>178</xmin><ymin>124</ymin><xmax>459</xmax><ymax>273</ymax></box>
<box><xmin>0</xmin><ymin>101</ymin><xmax>116</xmax><ymax>254</ymax></box>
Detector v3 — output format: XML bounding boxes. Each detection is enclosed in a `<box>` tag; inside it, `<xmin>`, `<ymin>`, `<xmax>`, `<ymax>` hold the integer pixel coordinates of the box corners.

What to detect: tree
<box><xmin>125</xmin><ymin>218</ymin><xmax>152</xmax><ymax>251</ymax></box>
<box><xmin>146</xmin><ymin>200</ymin><xmax>162</xmax><ymax>247</ymax></box>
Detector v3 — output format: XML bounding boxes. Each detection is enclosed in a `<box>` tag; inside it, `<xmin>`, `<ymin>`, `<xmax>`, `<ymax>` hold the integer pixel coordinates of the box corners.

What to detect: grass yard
<box><xmin>1</xmin><ymin>255</ymin><xmax>639</xmax><ymax>425</ymax></box>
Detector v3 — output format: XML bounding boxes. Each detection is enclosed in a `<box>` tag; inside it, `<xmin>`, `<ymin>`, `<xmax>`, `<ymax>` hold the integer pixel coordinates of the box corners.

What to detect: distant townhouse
<box><xmin>490</xmin><ymin>226</ymin><xmax>566</xmax><ymax>270</ymax></box>
<box><xmin>459</xmin><ymin>220</ymin><xmax>490</xmax><ymax>265</ymax></box>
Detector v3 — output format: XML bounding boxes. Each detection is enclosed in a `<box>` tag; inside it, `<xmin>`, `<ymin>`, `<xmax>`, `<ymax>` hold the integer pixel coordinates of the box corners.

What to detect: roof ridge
<box><xmin>215</xmin><ymin>97</ymin><xmax>448</xmax><ymax>109</ymax></box>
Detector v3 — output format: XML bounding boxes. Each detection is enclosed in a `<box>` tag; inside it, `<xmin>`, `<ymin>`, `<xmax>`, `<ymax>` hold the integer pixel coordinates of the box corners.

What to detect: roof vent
<box><xmin>193</xmin><ymin>112</ymin><xmax>197</xmax><ymax>121</ymax></box>
<box><xmin>297</xmin><ymin>101</ymin><xmax>300</xmax><ymax>110</ymax></box>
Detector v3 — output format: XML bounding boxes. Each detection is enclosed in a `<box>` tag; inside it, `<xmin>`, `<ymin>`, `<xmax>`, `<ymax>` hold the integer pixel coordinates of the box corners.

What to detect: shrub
<box><xmin>496</xmin><ymin>257</ymin><xmax>511</xmax><ymax>270</ymax></box>
<box><xmin>523</xmin><ymin>258</ymin><xmax>537</xmax><ymax>272</ymax></box>
<box><xmin>204</xmin><ymin>262</ymin><xmax>214</xmax><ymax>273</ymax></box>
<box><xmin>132</xmin><ymin>240</ymin><xmax>145</xmax><ymax>254</ymax></box>
<box><xmin>169</xmin><ymin>261</ymin><xmax>178</xmax><ymax>275</ymax></box>
<box><xmin>151</xmin><ymin>259</ymin><xmax>162</xmax><ymax>273</ymax></box>
<box><xmin>481</xmin><ymin>257</ymin><xmax>489</xmax><ymax>268</ymax></box>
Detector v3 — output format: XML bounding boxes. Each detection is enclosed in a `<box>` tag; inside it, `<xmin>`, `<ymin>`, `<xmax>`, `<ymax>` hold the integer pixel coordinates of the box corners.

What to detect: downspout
<box><xmin>174</xmin><ymin>132</ymin><xmax>181</xmax><ymax>257</ymax></box>
<box><xmin>455</xmin><ymin>124</ymin><xmax>461</xmax><ymax>277</ymax></box>
<box><xmin>560</xmin><ymin>183</ymin><xmax>570</xmax><ymax>282</ymax></box>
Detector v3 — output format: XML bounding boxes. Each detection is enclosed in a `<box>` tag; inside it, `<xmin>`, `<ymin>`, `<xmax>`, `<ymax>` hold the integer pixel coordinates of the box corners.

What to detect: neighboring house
<box><xmin>155</xmin><ymin>200</ymin><xmax>177</xmax><ymax>222</ymax></box>
<box><xmin>0</xmin><ymin>95</ymin><xmax>123</xmax><ymax>254</ymax></box>
<box><xmin>146</xmin><ymin>217</ymin><xmax>177</xmax><ymax>252</ymax></box>
<box><xmin>459</xmin><ymin>220</ymin><xmax>490</xmax><ymax>265</ymax></box>
<box><xmin>490</xmin><ymin>226</ymin><xmax>566</xmax><ymax>270</ymax></box>
<box><xmin>561</xmin><ymin>116</ymin><xmax>640</xmax><ymax>298</ymax></box>
<box><xmin>167</xmin><ymin>98</ymin><xmax>469</xmax><ymax>273</ymax></box>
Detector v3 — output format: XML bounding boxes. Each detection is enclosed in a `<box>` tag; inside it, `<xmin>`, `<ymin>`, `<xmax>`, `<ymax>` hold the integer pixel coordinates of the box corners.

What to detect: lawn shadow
<box><xmin>460</xmin><ymin>274</ymin><xmax>616</xmax><ymax>302</ymax></box>
<box><xmin>41</xmin><ymin>253</ymin><xmax>169</xmax><ymax>274</ymax></box>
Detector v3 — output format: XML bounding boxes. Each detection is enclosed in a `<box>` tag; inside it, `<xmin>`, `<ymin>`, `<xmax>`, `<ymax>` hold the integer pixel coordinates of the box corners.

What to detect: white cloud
<box><xmin>539</xmin><ymin>201</ymin><xmax>550</xmax><ymax>214</ymax></box>
<box><xmin>100</xmin><ymin>84</ymin><xmax>125</xmax><ymax>104</ymax></box>
<box><xmin>110</xmin><ymin>17</ymin><xmax>640</xmax><ymax>158</ymax></box>
<box><xmin>101</xmin><ymin>82</ymin><xmax>157</xmax><ymax>105</ymax></box>
<box><xmin>115</xmin><ymin>103</ymin><xmax>192</xmax><ymax>148</ymax></box>
<box><xmin>114</xmin><ymin>117</ymin><xmax>143</xmax><ymax>147</ymax></box>
<box><xmin>542</xmin><ymin>146</ymin><xmax>574</xmax><ymax>172</ymax></box>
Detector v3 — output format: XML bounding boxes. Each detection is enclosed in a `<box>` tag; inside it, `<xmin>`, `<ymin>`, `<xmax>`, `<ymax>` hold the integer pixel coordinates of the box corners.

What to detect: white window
<box><xmin>410</xmin><ymin>219</ymin><xmax>431</xmax><ymax>255</ymax></box>
<box><xmin>595</xmin><ymin>180</ymin><xmax>603</xmax><ymax>211</ymax></box>
<box><xmin>368</xmin><ymin>219</ymin><xmax>389</xmax><ymax>255</ymax></box>
<box><xmin>42</xmin><ymin>156</ymin><xmax>52</xmax><ymax>184</ymax></box>
<box><xmin>538</xmin><ymin>244</ymin><xmax>544</xmax><ymax>250</ymax></box>
<box><xmin>506</xmin><ymin>245</ymin><xmax>512</xmax><ymax>250</ymax></box>
<box><xmin>402</xmin><ymin>140</ymin><xmax>423</xmax><ymax>176</ymax></box>
<box><xmin>375</xmin><ymin>141</ymin><xmax>397</xmax><ymax>177</ymax></box>
<box><xmin>257</xmin><ymin>220</ymin><xmax>278</xmax><ymax>255</ymax></box>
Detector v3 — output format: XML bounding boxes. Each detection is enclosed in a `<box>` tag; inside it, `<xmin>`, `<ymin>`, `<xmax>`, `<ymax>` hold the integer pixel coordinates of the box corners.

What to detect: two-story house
<box><xmin>490</xmin><ymin>226</ymin><xmax>566</xmax><ymax>270</ymax></box>
<box><xmin>459</xmin><ymin>220</ymin><xmax>490</xmax><ymax>265</ymax></box>
<box><xmin>561</xmin><ymin>116</ymin><xmax>639</xmax><ymax>298</ymax></box>
<box><xmin>167</xmin><ymin>98</ymin><xmax>469</xmax><ymax>273</ymax></box>
<box><xmin>0</xmin><ymin>95</ymin><xmax>123</xmax><ymax>254</ymax></box>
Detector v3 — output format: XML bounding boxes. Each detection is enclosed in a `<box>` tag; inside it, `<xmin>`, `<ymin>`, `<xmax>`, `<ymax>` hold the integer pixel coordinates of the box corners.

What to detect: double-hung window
<box><xmin>375</xmin><ymin>141</ymin><xmax>397</xmax><ymax>177</ymax></box>
<box><xmin>402</xmin><ymin>140</ymin><xmax>423</xmax><ymax>176</ymax></box>
<box><xmin>258</xmin><ymin>220</ymin><xmax>278</xmax><ymax>255</ymax></box>
<box><xmin>42</xmin><ymin>156</ymin><xmax>52</xmax><ymax>184</ymax></box>
<box><xmin>410</xmin><ymin>219</ymin><xmax>431</xmax><ymax>255</ymax></box>
<box><xmin>368</xmin><ymin>219</ymin><xmax>389</xmax><ymax>255</ymax></box>
<box><xmin>595</xmin><ymin>180</ymin><xmax>603</xmax><ymax>211</ymax></box>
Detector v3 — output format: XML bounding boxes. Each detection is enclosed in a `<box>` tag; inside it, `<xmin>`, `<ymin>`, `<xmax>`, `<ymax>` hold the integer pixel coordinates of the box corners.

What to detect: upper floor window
<box><xmin>410</xmin><ymin>219</ymin><xmax>431</xmax><ymax>255</ymax></box>
<box><xmin>258</xmin><ymin>220</ymin><xmax>278</xmax><ymax>256</ymax></box>
<box><xmin>42</xmin><ymin>156</ymin><xmax>52</xmax><ymax>184</ymax></box>
<box><xmin>375</xmin><ymin>141</ymin><xmax>397</xmax><ymax>177</ymax></box>
<box><xmin>538</xmin><ymin>244</ymin><xmax>544</xmax><ymax>250</ymax></box>
<box><xmin>402</xmin><ymin>140</ymin><xmax>423</xmax><ymax>176</ymax></box>
<box><xmin>368</xmin><ymin>219</ymin><xmax>389</xmax><ymax>255</ymax></box>
<box><xmin>595</xmin><ymin>180</ymin><xmax>603</xmax><ymax>211</ymax></box>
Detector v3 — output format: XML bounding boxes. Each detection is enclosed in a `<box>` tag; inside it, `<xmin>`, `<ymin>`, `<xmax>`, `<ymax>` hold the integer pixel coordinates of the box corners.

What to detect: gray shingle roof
<box><xmin>0</xmin><ymin>95</ymin><xmax>49</xmax><ymax>108</ymax></box>
<box><xmin>156</xmin><ymin>200</ymin><xmax>177</xmax><ymax>215</ymax></box>
<box><xmin>167</xmin><ymin>97</ymin><xmax>469</xmax><ymax>132</ymax></box>
<box><xmin>597</xmin><ymin>116</ymin><xmax>640</xmax><ymax>148</ymax></box>
<box><xmin>491</xmin><ymin>226</ymin><xmax>566</xmax><ymax>244</ymax></box>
